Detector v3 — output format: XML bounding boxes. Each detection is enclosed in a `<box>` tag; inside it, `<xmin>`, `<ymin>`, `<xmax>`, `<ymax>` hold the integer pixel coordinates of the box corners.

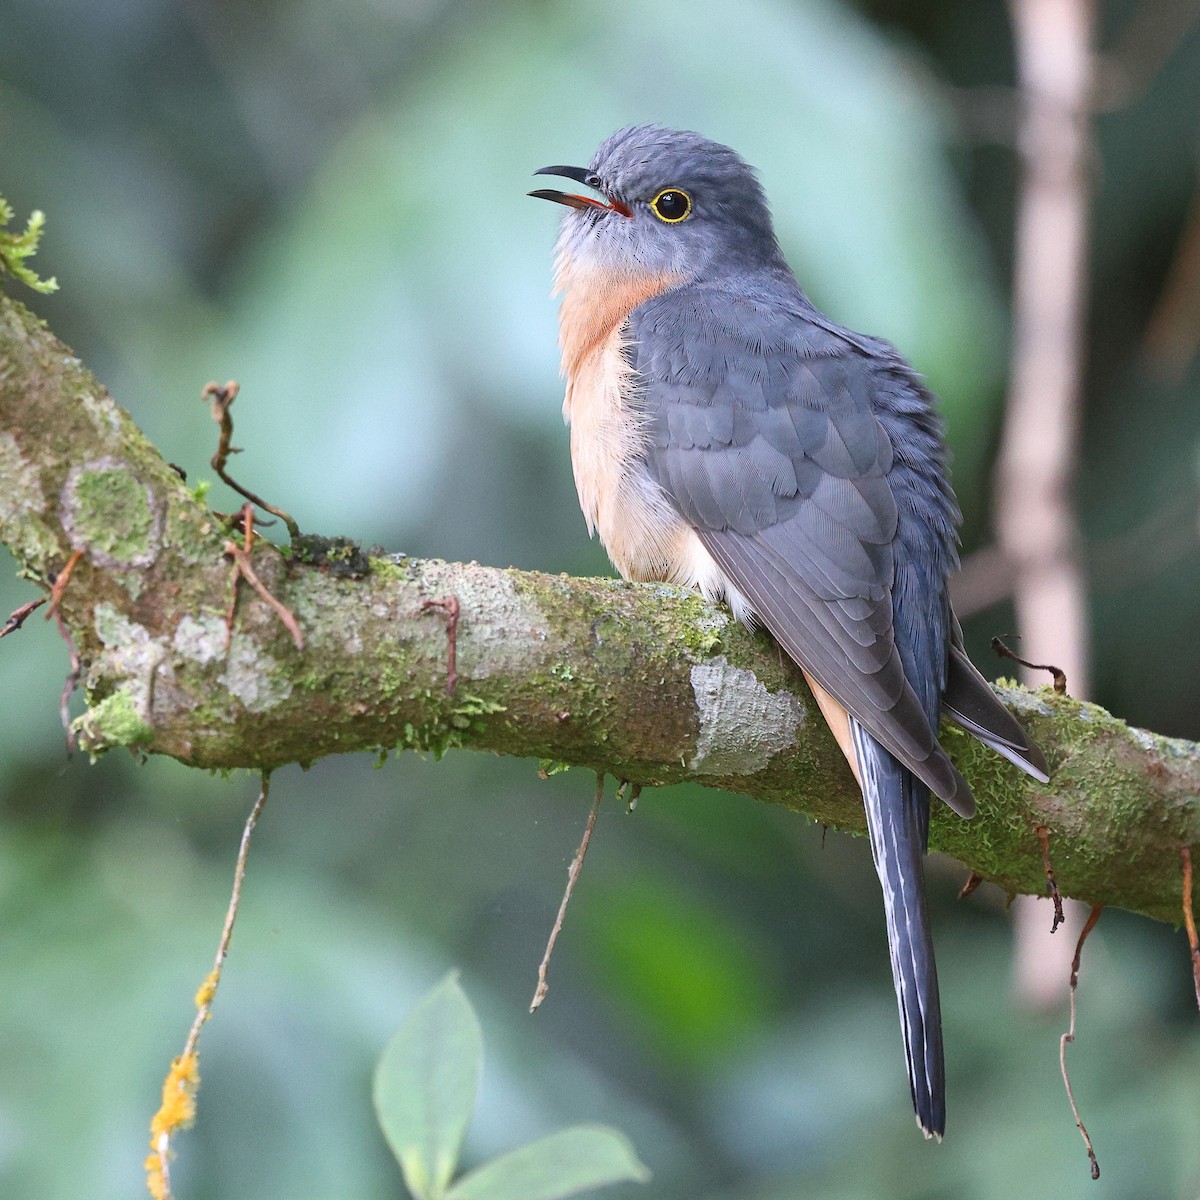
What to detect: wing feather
<box><xmin>630</xmin><ymin>283</ymin><xmax>974</xmax><ymax>812</ymax></box>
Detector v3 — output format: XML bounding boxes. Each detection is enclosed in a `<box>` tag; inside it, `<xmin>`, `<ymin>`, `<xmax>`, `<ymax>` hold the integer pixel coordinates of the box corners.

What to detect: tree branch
<box><xmin>1</xmin><ymin>294</ymin><xmax>1197</xmax><ymax>926</ymax></box>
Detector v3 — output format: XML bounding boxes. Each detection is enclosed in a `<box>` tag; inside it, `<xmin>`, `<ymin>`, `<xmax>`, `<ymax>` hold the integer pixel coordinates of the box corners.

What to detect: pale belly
<box><xmin>563</xmin><ymin>323</ymin><xmax>754</xmax><ymax>622</ymax></box>
<box><xmin>555</xmin><ymin>283</ymin><xmax>859</xmax><ymax>784</ymax></box>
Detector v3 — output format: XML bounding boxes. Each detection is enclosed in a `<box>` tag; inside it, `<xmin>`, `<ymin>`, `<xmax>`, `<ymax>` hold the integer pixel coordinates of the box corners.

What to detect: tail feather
<box><xmin>850</xmin><ymin>716</ymin><xmax>945</xmax><ymax>1139</ymax></box>
<box><xmin>943</xmin><ymin>614</ymin><xmax>1050</xmax><ymax>783</ymax></box>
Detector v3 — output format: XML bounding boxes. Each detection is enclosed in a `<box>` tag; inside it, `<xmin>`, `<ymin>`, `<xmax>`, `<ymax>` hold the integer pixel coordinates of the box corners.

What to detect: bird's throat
<box><xmin>553</xmin><ymin>258</ymin><xmax>682</xmax><ymax>380</ymax></box>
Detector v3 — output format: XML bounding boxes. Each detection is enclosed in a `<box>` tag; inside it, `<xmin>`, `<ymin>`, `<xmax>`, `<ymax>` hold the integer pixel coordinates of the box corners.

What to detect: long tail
<box><xmin>850</xmin><ymin>716</ymin><xmax>945</xmax><ymax>1139</ymax></box>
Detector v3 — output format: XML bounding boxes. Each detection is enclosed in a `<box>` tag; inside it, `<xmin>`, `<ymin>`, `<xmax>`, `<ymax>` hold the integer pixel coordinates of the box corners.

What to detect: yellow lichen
<box><xmin>151</xmin><ymin>1051</ymin><xmax>200</xmax><ymax>1136</ymax></box>
<box><xmin>194</xmin><ymin>968</ymin><xmax>219</xmax><ymax>1010</ymax></box>
<box><xmin>145</xmin><ymin>1052</ymin><xmax>201</xmax><ymax>1198</ymax></box>
<box><xmin>144</xmin><ymin>1150</ymin><xmax>167</xmax><ymax>1200</ymax></box>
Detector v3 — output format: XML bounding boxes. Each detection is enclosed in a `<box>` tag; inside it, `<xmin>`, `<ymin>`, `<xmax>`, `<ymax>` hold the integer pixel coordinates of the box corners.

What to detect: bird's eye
<box><xmin>651</xmin><ymin>188</ymin><xmax>692</xmax><ymax>223</ymax></box>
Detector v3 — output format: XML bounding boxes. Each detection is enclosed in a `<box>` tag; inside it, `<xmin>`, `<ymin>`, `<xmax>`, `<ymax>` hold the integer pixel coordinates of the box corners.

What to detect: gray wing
<box><xmin>629</xmin><ymin>284</ymin><xmax>971</xmax><ymax>808</ymax></box>
<box><xmin>943</xmin><ymin>613</ymin><xmax>1051</xmax><ymax>782</ymax></box>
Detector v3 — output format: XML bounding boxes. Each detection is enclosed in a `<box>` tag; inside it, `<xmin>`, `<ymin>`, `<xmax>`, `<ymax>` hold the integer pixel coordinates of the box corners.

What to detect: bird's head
<box><xmin>530</xmin><ymin>124</ymin><xmax>782</xmax><ymax>285</ymax></box>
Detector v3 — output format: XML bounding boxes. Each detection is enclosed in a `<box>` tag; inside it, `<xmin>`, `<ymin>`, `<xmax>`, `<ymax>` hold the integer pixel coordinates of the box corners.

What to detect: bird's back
<box><xmin>627</xmin><ymin>273</ymin><xmax>971</xmax><ymax>807</ymax></box>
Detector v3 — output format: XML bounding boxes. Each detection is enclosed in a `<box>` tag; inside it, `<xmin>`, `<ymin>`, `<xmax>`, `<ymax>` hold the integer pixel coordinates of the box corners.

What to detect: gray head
<box><xmin>530</xmin><ymin>124</ymin><xmax>782</xmax><ymax>283</ymax></box>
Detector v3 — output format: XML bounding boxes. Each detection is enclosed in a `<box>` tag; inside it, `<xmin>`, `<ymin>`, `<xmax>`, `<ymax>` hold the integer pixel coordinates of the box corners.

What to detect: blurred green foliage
<box><xmin>1</xmin><ymin>1</ymin><xmax>1199</xmax><ymax>1198</ymax></box>
<box><xmin>372</xmin><ymin>974</ymin><xmax>648</xmax><ymax>1199</ymax></box>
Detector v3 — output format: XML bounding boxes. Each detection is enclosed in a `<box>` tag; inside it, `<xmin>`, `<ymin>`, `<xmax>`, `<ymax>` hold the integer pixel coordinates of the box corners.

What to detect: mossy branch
<box><xmin>1</xmin><ymin>293</ymin><xmax>1197</xmax><ymax>925</ymax></box>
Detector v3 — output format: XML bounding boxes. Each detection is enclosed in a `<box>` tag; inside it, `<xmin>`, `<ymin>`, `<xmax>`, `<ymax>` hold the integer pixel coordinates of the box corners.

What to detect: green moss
<box><xmin>0</xmin><ymin>198</ymin><xmax>58</xmax><ymax>294</ymax></box>
<box><xmin>452</xmin><ymin>695</ymin><xmax>507</xmax><ymax>718</ymax></box>
<box><xmin>0</xmin><ymin>432</ymin><xmax>61</xmax><ymax>569</ymax></box>
<box><xmin>70</xmin><ymin>467</ymin><xmax>154</xmax><ymax>563</ymax></box>
<box><xmin>76</xmin><ymin>689</ymin><xmax>154</xmax><ymax>753</ymax></box>
<box><xmin>290</xmin><ymin>533</ymin><xmax>371</xmax><ymax>578</ymax></box>
<box><xmin>367</xmin><ymin>554</ymin><xmax>412</xmax><ymax>582</ymax></box>
<box><xmin>399</xmin><ymin>719</ymin><xmax>461</xmax><ymax>761</ymax></box>
<box><xmin>931</xmin><ymin>719</ymin><xmax>1048</xmax><ymax>888</ymax></box>
<box><xmin>670</xmin><ymin>591</ymin><xmax>728</xmax><ymax>657</ymax></box>
<box><xmin>394</xmin><ymin>694</ymin><xmax>506</xmax><ymax>759</ymax></box>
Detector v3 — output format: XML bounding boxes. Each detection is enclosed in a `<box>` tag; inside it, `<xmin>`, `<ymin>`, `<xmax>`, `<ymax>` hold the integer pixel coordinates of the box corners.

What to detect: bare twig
<box><xmin>44</xmin><ymin>549</ymin><xmax>84</xmax><ymax>621</ymax></box>
<box><xmin>1060</xmin><ymin>902</ymin><xmax>1104</xmax><ymax>1180</ymax></box>
<box><xmin>615</xmin><ymin>778</ymin><xmax>642</xmax><ymax>812</ymax></box>
<box><xmin>1088</xmin><ymin>488</ymin><xmax>1200</xmax><ymax>589</ymax></box>
<box><xmin>0</xmin><ymin>596</ymin><xmax>46</xmax><ymax>638</ymax></box>
<box><xmin>954</xmin><ymin>485</ymin><xmax>1200</xmax><ymax>619</ymax></box>
<box><xmin>958</xmin><ymin>871</ymin><xmax>984</xmax><ymax>900</ymax></box>
<box><xmin>1036</xmin><ymin>826</ymin><xmax>1066</xmax><ymax>932</ymax></box>
<box><xmin>223</xmin><ymin>512</ymin><xmax>304</xmax><ymax>651</ymax></box>
<box><xmin>947</xmin><ymin>4</ymin><xmax>1199</xmax><ymax>146</ymax></box>
<box><xmin>1142</xmin><ymin>178</ymin><xmax>1200</xmax><ymax>382</ymax></box>
<box><xmin>993</xmin><ymin>636</ymin><xmax>1068</xmax><ymax>694</ymax></box>
<box><xmin>530</xmin><ymin>773</ymin><xmax>604</xmax><ymax>1013</ymax></box>
<box><xmin>1093</xmin><ymin>1</ymin><xmax>1200</xmax><ymax>111</ymax></box>
<box><xmin>420</xmin><ymin>595</ymin><xmax>460</xmax><ymax>697</ymax></box>
<box><xmin>145</xmin><ymin>772</ymin><xmax>272</xmax><ymax>1200</ymax></box>
<box><xmin>53</xmin><ymin>611</ymin><xmax>81</xmax><ymax>753</ymax></box>
<box><xmin>223</xmin><ymin>505</ymin><xmax>255</xmax><ymax>649</ymax></box>
<box><xmin>203</xmin><ymin>380</ymin><xmax>301</xmax><ymax>543</ymax></box>
<box><xmin>1182</xmin><ymin>847</ymin><xmax>1200</xmax><ymax>1010</ymax></box>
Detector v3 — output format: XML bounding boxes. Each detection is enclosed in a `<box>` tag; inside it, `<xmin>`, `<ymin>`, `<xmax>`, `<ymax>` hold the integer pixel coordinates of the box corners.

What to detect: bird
<box><xmin>530</xmin><ymin>124</ymin><xmax>1049</xmax><ymax>1139</ymax></box>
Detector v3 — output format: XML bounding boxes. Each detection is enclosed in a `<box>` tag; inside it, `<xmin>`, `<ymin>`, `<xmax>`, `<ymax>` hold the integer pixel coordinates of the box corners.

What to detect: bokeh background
<box><xmin>3</xmin><ymin>1</ymin><xmax>1200</xmax><ymax>1197</ymax></box>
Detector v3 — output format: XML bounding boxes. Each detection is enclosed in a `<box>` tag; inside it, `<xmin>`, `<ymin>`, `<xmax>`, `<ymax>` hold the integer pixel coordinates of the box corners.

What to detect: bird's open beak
<box><xmin>529</xmin><ymin>165</ymin><xmax>633</xmax><ymax>217</ymax></box>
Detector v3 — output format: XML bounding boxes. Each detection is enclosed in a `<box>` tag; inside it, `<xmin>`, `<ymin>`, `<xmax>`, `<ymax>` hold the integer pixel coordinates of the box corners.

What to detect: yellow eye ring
<box><xmin>650</xmin><ymin>188</ymin><xmax>692</xmax><ymax>223</ymax></box>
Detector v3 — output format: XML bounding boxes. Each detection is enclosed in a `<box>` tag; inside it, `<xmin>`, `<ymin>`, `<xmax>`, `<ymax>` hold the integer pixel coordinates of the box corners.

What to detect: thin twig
<box><xmin>1142</xmin><ymin>178</ymin><xmax>1200</xmax><ymax>381</ymax></box>
<box><xmin>1060</xmin><ymin>902</ymin><xmax>1104</xmax><ymax>1181</ymax></box>
<box><xmin>0</xmin><ymin>596</ymin><xmax>47</xmax><ymax>638</ymax></box>
<box><xmin>222</xmin><ymin>506</ymin><xmax>256</xmax><ymax>651</ymax></box>
<box><xmin>145</xmin><ymin>772</ymin><xmax>272</xmax><ymax>1200</ymax></box>
<box><xmin>530</xmin><ymin>774</ymin><xmax>604</xmax><ymax>1013</ymax></box>
<box><xmin>614</xmin><ymin>779</ymin><xmax>644</xmax><ymax>813</ymax></box>
<box><xmin>420</xmin><ymin>595</ymin><xmax>460</xmax><ymax>696</ymax></box>
<box><xmin>1182</xmin><ymin>847</ymin><xmax>1200</xmax><ymax>1011</ymax></box>
<box><xmin>1036</xmin><ymin>826</ymin><xmax>1066</xmax><ymax>932</ymax></box>
<box><xmin>958</xmin><ymin>871</ymin><xmax>984</xmax><ymax>900</ymax></box>
<box><xmin>203</xmin><ymin>380</ymin><xmax>301</xmax><ymax>543</ymax></box>
<box><xmin>993</xmin><ymin>636</ymin><xmax>1068</xmax><ymax>694</ymax></box>
<box><xmin>1093</xmin><ymin>2</ymin><xmax>1200</xmax><ymax>112</ymax></box>
<box><xmin>224</xmin><ymin>540</ymin><xmax>304</xmax><ymax>650</ymax></box>
<box><xmin>52</xmin><ymin>611</ymin><xmax>81</xmax><ymax>753</ymax></box>
<box><xmin>954</xmin><ymin>484</ymin><xmax>1200</xmax><ymax>618</ymax></box>
<box><xmin>44</xmin><ymin>549</ymin><xmax>84</xmax><ymax>620</ymax></box>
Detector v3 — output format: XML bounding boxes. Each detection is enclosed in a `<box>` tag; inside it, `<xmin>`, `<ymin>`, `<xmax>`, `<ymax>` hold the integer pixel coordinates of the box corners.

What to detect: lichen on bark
<box><xmin>1</xmin><ymin>292</ymin><xmax>1198</xmax><ymax>927</ymax></box>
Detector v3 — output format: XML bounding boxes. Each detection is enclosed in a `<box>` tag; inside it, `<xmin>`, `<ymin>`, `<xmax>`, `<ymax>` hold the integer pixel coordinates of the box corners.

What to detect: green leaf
<box><xmin>445</xmin><ymin>1125</ymin><xmax>650</xmax><ymax>1200</ymax></box>
<box><xmin>373</xmin><ymin>973</ymin><xmax>483</xmax><ymax>1200</ymax></box>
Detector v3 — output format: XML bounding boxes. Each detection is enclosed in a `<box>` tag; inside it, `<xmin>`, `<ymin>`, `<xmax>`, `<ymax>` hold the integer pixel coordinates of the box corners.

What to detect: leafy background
<box><xmin>2</xmin><ymin>0</ymin><xmax>1200</xmax><ymax>1197</ymax></box>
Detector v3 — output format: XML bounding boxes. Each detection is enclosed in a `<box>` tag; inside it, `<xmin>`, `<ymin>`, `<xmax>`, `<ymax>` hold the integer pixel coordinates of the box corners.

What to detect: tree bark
<box><xmin>1</xmin><ymin>294</ymin><xmax>1197</xmax><ymax>926</ymax></box>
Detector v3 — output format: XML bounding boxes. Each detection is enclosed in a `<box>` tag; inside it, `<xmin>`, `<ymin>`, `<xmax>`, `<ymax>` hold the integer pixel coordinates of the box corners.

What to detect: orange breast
<box><xmin>555</xmin><ymin>261</ymin><xmax>681</xmax><ymax>380</ymax></box>
<box><xmin>554</xmin><ymin>261</ymin><xmax>687</xmax><ymax>582</ymax></box>
<box><xmin>552</xmin><ymin>255</ymin><xmax>760</xmax><ymax>632</ymax></box>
